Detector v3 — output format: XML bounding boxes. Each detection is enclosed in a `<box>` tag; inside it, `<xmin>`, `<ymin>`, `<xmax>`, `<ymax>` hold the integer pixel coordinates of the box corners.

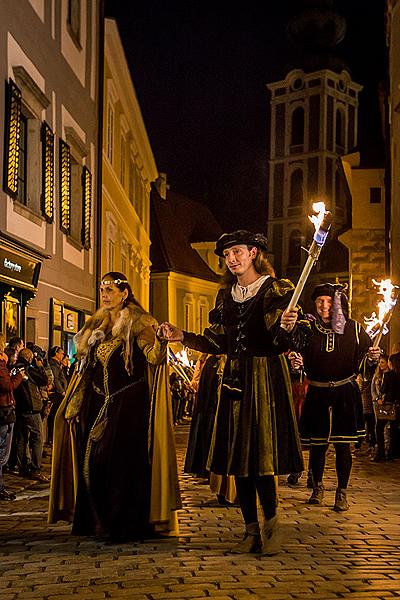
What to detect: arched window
<box><xmin>288</xmin><ymin>230</ymin><xmax>302</xmax><ymax>266</ymax></box>
<box><xmin>336</xmin><ymin>109</ymin><xmax>345</xmax><ymax>150</ymax></box>
<box><xmin>291</xmin><ymin>107</ymin><xmax>304</xmax><ymax>147</ymax></box>
<box><xmin>183</xmin><ymin>293</ymin><xmax>194</xmax><ymax>331</ymax></box>
<box><xmin>290</xmin><ymin>169</ymin><xmax>303</xmax><ymax>206</ymax></box>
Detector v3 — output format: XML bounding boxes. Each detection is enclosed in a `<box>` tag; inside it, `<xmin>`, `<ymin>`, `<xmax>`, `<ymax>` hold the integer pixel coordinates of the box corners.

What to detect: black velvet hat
<box><xmin>311</xmin><ymin>283</ymin><xmax>337</xmax><ymax>301</ymax></box>
<box><xmin>311</xmin><ymin>283</ymin><xmax>349</xmax><ymax>318</ymax></box>
<box><xmin>214</xmin><ymin>230</ymin><xmax>268</xmax><ymax>257</ymax></box>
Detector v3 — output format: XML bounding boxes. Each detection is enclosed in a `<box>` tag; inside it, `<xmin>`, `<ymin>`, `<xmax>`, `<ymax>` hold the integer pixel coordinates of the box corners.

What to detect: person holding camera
<box><xmin>0</xmin><ymin>333</ymin><xmax>23</xmax><ymax>500</ymax></box>
<box><xmin>13</xmin><ymin>348</ymin><xmax>49</xmax><ymax>481</ymax></box>
<box><xmin>47</xmin><ymin>346</ymin><xmax>68</xmax><ymax>444</ymax></box>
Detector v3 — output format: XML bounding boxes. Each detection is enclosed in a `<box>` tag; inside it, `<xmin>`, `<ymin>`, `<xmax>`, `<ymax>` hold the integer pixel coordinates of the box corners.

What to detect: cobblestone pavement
<box><xmin>0</xmin><ymin>424</ymin><xmax>399</xmax><ymax>600</ymax></box>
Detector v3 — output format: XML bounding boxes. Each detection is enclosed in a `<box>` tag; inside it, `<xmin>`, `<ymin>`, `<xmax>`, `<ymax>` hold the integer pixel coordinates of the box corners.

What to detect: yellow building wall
<box><xmin>102</xmin><ymin>20</ymin><xmax>158</xmax><ymax>309</ymax></box>
<box><xmin>340</xmin><ymin>157</ymin><xmax>386</xmax><ymax>327</ymax></box>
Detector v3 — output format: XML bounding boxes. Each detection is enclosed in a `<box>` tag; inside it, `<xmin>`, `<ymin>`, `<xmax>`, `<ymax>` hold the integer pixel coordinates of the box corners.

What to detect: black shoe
<box><xmin>371</xmin><ymin>454</ymin><xmax>385</xmax><ymax>462</ymax></box>
<box><xmin>0</xmin><ymin>489</ymin><xmax>16</xmax><ymax>501</ymax></box>
<box><xmin>7</xmin><ymin>466</ymin><xmax>21</xmax><ymax>476</ymax></box>
<box><xmin>333</xmin><ymin>488</ymin><xmax>349</xmax><ymax>512</ymax></box>
<box><xmin>307</xmin><ymin>484</ymin><xmax>324</xmax><ymax>505</ymax></box>
<box><xmin>28</xmin><ymin>471</ymin><xmax>50</xmax><ymax>482</ymax></box>
<box><xmin>287</xmin><ymin>473</ymin><xmax>300</xmax><ymax>486</ymax></box>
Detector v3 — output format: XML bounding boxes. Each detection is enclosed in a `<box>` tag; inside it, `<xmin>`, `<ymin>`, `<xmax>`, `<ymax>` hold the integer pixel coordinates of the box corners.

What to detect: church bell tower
<box><xmin>267</xmin><ymin>0</ymin><xmax>362</xmax><ymax>291</ymax></box>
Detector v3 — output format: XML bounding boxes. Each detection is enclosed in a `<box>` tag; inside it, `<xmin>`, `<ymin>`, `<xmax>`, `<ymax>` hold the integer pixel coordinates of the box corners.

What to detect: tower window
<box><xmin>288</xmin><ymin>230</ymin><xmax>302</xmax><ymax>266</ymax></box>
<box><xmin>290</xmin><ymin>168</ymin><xmax>303</xmax><ymax>206</ymax></box>
<box><xmin>369</xmin><ymin>187</ymin><xmax>382</xmax><ymax>204</ymax></box>
<box><xmin>291</xmin><ymin>107</ymin><xmax>304</xmax><ymax>148</ymax></box>
<box><xmin>336</xmin><ymin>109</ymin><xmax>345</xmax><ymax>151</ymax></box>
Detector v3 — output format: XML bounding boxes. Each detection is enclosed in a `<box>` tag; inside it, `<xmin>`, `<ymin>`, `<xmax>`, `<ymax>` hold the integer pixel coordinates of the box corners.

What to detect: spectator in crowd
<box><xmin>5</xmin><ymin>336</ymin><xmax>24</xmax><ymax>367</ymax></box>
<box><xmin>371</xmin><ymin>353</ymin><xmax>389</xmax><ymax>462</ymax></box>
<box><xmin>26</xmin><ymin>343</ymin><xmax>54</xmax><ymax>449</ymax></box>
<box><xmin>47</xmin><ymin>346</ymin><xmax>68</xmax><ymax>443</ymax></box>
<box><xmin>185</xmin><ymin>354</ymin><xmax>224</xmax><ymax>478</ymax></box>
<box><xmin>359</xmin><ymin>361</ymin><xmax>377</xmax><ymax>454</ymax></box>
<box><xmin>61</xmin><ymin>354</ymin><xmax>71</xmax><ymax>383</ymax></box>
<box><xmin>0</xmin><ymin>332</ymin><xmax>23</xmax><ymax>500</ymax></box>
<box><xmin>13</xmin><ymin>348</ymin><xmax>49</xmax><ymax>481</ymax></box>
<box><xmin>170</xmin><ymin>372</ymin><xmax>184</xmax><ymax>425</ymax></box>
<box><xmin>375</xmin><ymin>353</ymin><xmax>400</xmax><ymax>461</ymax></box>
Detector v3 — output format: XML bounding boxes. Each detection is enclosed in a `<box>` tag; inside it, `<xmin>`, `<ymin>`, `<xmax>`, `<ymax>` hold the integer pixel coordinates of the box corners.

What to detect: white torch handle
<box><xmin>287</xmin><ymin>240</ymin><xmax>322</xmax><ymax>312</ymax></box>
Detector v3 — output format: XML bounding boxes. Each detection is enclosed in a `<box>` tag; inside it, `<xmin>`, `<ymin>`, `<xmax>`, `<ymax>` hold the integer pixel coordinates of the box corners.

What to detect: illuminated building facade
<box><xmin>0</xmin><ymin>0</ymin><xmax>100</xmax><ymax>353</ymax></box>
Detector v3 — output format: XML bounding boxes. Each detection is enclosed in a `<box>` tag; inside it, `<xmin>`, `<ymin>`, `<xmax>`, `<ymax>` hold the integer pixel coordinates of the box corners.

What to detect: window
<box><xmin>291</xmin><ymin>107</ymin><xmax>304</xmax><ymax>147</ymax></box>
<box><xmin>41</xmin><ymin>122</ymin><xmax>55</xmax><ymax>222</ymax></box>
<box><xmin>290</xmin><ymin>169</ymin><xmax>303</xmax><ymax>206</ymax></box>
<box><xmin>370</xmin><ymin>187</ymin><xmax>382</xmax><ymax>204</ymax></box>
<box><xmin>69</xmin><ymin>155</ymin><xmax>83</xmax><ymax>242</ymax></box>
<box><xmin>16</xmin><ymin>114</ymin><xmax>27</xmax><ymax>205</ymax></box>
<box><xmin>59</xmin><ymin>139</ymin><xmax>71</xmax><ymax>234</ymax></box>
<box><xmin>108</xmin><ymin>240</ymin><xmax>115</xmax><ymax>271</ymax></box>
<box><xmin>120</xmin><ymin>136</ymin><xmax>126</xmax><ymax>187</ymax></box>
<box><xmin>336</xmin><ymin>109</ymin><xmax>345</xmax><ymax>151</ymax></box>
<box><xmin>81</xmin><ymin>167</ymin><xmax>92</xmax><ymax>248</ymax></box>
<box><xmin>183</xmin><ymin>294</ymin><xmax>194</xmax><ymax>331</ymax></box>
<box><xmin>128</xmin><ymin>158</ymin><xmax>134</xmax><ymax>205</ymax></box>
<box><xmin>198</xmin><ymin>297</ymin><xmax>209</xmax><ymax>333</ymax></box>
<box><xmin>63</xmin><ymin>126</ymin><xmax>89</xmax><ymax>246</ymax></box>
<box><xmin>67</xmin><ymin>0</ymin><xmax>81</xmax><ymax>46</ymax></box>
<box><xmin>106</xmin><ymin>103</ymin><xmax>114</xmax><ymax>163</ymax></box>
<box><xmin>121</xmin><ymin>253</ymin><xmax>127</xmax><ymax>276</ymax></box>
<box><xmin>288</xmin><ymin>230</ymin><xmax>302</xmax><ymax>266</ymax></box>
<box><xmin>3</xmin><ymin>79</ymin><xmax>22</xmax><ymax>198</ymax></box>
<box><xmin>6</xmin><ymin>69</ymin><xmax>50</xmax><ymax>216</ymax></box>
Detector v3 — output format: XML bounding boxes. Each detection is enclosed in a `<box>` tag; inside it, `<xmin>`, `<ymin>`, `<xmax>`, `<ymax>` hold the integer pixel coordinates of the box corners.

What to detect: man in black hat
<box><xmin>160</xmin><ymin>230</ymin><xmax>304</xmax><ymax>555</ymax></box>
<box><xmin>290</xmin><ymin>283</ymin><xmax>380</xmax><ymax>512</ymax></box>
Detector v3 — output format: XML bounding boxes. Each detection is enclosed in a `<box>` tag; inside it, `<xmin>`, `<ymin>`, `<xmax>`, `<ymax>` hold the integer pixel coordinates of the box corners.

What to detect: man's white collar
<box><xmin>231</xmin><ymin>275</ymin><xmax>270</xmax><ymax>303</ymax></box>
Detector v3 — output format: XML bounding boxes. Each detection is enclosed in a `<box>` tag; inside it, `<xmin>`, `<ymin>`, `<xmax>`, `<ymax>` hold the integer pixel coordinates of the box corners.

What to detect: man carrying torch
<box><xmin>289</xmin><ymin>283</ymin><xmax>381</xmax><ymax>511</ymax></box>
<box><xmin>159</xmin><ymin>230</ymin><xmax>304</xmax><ymax>556</ymax></box>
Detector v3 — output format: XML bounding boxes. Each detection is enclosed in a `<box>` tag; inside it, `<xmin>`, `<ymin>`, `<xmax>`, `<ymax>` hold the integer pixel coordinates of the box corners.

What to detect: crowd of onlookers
<box><xmin>358</xmin><ymin>346</ymin><xmax>400</xmax><ymax>462</ymax></box>
<box><xmin>0</xmin><ymin>335</ymin><xmax>74</xmax><ymax>501</ymax></box>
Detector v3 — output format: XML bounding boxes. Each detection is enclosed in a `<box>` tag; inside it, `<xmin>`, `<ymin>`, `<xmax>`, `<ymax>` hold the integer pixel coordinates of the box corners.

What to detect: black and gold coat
<box><xmin>299</xmin><ymin>317</ymin><xmax>373</xmax><ymax>445</ymax></box>
<box><xmin>48</xmin><ymin>303</ymin><xmax>181</xmax><ymax>539</ymax></box>
<box><xmin>183</xmin><ymin>277</ymin><xmax>304</xmax><ymax>477</ymax></box>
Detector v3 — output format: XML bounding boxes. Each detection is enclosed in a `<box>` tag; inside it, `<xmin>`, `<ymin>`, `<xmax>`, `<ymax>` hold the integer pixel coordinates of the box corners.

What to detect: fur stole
<box><xmin>74</xmin><ymin>302</ymin><xmax>158</xmax><ymax>374</ymax></box>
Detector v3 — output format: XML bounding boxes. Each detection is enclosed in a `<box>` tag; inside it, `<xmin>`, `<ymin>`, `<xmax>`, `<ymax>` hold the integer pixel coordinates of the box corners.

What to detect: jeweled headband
<box><xmin>101</xmin><ymin>279</ymin><xmax>129</xmax><ymax>285</ymax></box>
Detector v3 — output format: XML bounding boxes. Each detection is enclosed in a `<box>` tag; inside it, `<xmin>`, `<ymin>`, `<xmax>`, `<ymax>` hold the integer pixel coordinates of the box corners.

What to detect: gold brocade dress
<box><xmin>72</xmin><ymin>335</ymin><xmax>155</xmax><ymax>541</ymax></box>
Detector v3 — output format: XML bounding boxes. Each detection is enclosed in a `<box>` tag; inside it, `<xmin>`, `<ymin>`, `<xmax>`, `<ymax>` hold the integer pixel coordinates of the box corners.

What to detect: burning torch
<box><xmin>364</xmin><ymin>279</ymin><xmax>400</xmax><ymax>348</ymax></box>
<box><xmin>168</xmin><ymin>348</ymin><xmax>193</xmax><ymax>385</ymax></box>
<box><xmin>287</xmin><ymin>202</ymin><xmax>333</xmax><ymax>312</ymax></box>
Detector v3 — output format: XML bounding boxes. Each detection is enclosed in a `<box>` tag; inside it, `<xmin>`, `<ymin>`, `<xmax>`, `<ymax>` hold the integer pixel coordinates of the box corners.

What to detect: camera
<box><xmin>10</xmin><ymin>366</ymin><xmax>25</xmax><ymax>377</ymax></box>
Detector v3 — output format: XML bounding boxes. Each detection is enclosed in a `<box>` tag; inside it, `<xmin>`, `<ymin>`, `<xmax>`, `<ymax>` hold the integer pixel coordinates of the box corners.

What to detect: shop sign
<box><xmin>0</xmin><ymin>247</ymin><xmax>39</xmax><ymax>289</ymax></box>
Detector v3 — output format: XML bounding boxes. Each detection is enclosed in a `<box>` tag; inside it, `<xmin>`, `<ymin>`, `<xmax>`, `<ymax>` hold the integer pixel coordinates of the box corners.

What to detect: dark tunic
<box><xmin>183</xmin><ymin>277</ymin><xmax>304</xmax><ymax>477</ymax></box>
<box><xmin>72</xmin><ymin>337</ymin><xmax>153</xmax><ymax>540</ymax></box>
<box><xmin>299</xmin><ymin>318</ymin><xmax>372</xmax><ymax>445</ymax></box>
<box><xmin>184</xmin><ymin>355</ymin><xmax>222</xmax><ymax>476</ymax></box>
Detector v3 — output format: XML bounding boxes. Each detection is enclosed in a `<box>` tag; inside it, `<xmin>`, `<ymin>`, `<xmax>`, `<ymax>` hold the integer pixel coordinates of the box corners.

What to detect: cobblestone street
<box><xmin>1</xmin><ymin>424</ymin><xmax>399</xmax><ymax>600</ymax></box>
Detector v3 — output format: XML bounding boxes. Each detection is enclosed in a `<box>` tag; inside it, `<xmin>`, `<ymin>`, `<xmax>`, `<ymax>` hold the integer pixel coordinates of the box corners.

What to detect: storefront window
<box><xmin>4</xmin><ymin>295</ymin><xmax>19</xmax><ymax>340</ymax></box>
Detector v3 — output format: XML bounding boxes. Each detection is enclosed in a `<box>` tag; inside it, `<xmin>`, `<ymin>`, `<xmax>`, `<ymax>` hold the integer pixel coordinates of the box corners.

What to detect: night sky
<box><xmin>105</xmin><ymin>0</ymin><xmax>386</xmax><ymax>233</ymax></box>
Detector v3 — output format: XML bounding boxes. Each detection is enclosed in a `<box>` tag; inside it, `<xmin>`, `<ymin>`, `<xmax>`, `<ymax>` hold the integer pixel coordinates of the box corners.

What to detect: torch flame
<box><xmin>176</xmin><ymin>348</ymin><xmax>191</xmax><ymax>367</ymax></box>
<box><xmin>364</xmin><ymin>278</ymin><xmax>399</xmax><ymax>338</ymax></box>
<box><xmin>308</xmin><ymin>202</ymin><xmax>326</xmax><ymax>232</ymax></box>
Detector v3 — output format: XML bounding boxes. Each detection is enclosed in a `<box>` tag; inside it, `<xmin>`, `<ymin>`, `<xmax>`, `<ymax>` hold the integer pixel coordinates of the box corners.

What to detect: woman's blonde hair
<box><xmin>0</xmin><ymin>333</ymin><xmax>6</xmax><ymax>353</ymax></box>
<box><xmin>220</xmin><ymin>247</ymin><xmax>275</xmax><ymax>288</ymax></box>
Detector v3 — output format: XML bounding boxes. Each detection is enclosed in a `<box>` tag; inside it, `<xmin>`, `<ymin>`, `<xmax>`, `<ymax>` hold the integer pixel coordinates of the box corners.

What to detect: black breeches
<box><xmin>234</xmin><ymin>474</ymin><xmax>276</xmax><ymax>524</ymax></box>
<box><xmin>310</xmin><ymin>443</ymin><xmax>352</xmax><ymax>489</ymax></box>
